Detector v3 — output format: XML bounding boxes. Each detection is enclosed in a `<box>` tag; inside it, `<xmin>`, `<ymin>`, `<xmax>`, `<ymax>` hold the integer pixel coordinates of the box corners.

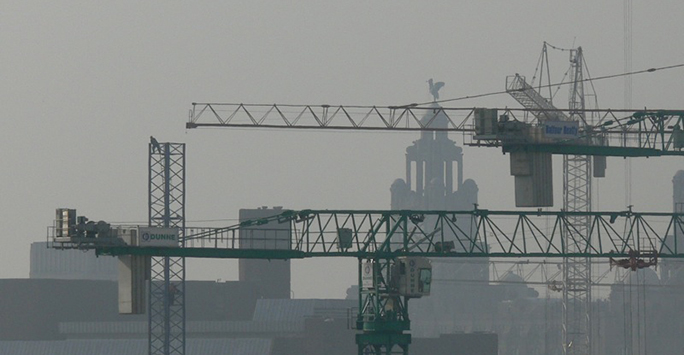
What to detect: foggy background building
<box><xmin>239</xmin><ymin>206</ymin><xmax>291</xmax><ymax>299</ymax></box>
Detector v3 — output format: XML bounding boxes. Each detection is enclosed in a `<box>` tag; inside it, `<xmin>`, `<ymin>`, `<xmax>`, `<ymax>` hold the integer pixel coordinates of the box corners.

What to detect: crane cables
<box><xmin>414</xmin><ymin>62</ymin><xmax>684</xmax><ymax>107</ymax></box>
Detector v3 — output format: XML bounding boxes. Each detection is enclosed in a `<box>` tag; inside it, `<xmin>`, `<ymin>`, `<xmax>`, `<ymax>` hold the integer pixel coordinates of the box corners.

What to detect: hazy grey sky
<box><xmin>2</xmin><ymin>1</ymin><xmax>683</xmax><ymax>298</ymax></box>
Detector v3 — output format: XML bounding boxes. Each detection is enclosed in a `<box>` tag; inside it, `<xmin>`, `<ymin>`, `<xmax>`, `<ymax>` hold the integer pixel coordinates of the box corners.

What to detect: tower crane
<box><xmin>48</xmin><ymin>64</ymin><xmax>684</xmax><ymax>355</ymax></box>
<box><xmin>181</xmin><ymin>63</ymin><xmax>684</xmax><ymax>355</ymax></box>
<box><xmin>53</xmin><ymin>207</ymin><xmax>684</xmax><ymax>355</ymax></box>
<box><xmin>507</xmin><ymin>43</ymin><xmax>596</xmax><ymax>355</ymax></box>
<box><xmin>175</xmin><ymin>100</ymin><xmax>684</xmax><ymax>353</ymax></box>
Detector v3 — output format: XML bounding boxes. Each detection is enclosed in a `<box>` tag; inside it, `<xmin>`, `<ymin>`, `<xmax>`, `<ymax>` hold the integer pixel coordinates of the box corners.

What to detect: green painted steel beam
<box><xmin>83</xmin><ymin>209</ymin><xmax>684</xmax><ymax>259</ymax></box>
<box><xmin>96</xmin><ymin>246</ymin><xmax>308</xmax><ymax>259</ymax></box>
<box><xmin>95</xmin><ymin>247</ymin><xmax>684</xmax><ymax>260</ymax></box>
<box><xmin>356</xmin><ymin>333</ymin><xmax>411</xmax><ymax>346</ymax></box>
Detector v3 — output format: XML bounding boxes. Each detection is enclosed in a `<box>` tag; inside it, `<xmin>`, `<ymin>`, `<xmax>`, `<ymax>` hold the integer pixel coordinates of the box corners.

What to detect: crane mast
<box><xmin>505</xmin><ymin>43</ymin><xmax>595</xmax><ymax>355</ymax></box>
<box><xmin>148</xmin><ymin>142</ymin><xmax>186</xmax><ymax>355</ymax></box>
<box><xmin>563</xmin><ymin>46</ymin><xmax>592</xmax><ymax>355</ymax></box>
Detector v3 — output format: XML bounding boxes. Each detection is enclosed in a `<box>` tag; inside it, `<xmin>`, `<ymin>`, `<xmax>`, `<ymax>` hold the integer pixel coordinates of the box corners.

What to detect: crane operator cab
<box><xmin>393</xmin><ymin>257</ymin><xmax>432</xmax><ymax>298</ymax></box>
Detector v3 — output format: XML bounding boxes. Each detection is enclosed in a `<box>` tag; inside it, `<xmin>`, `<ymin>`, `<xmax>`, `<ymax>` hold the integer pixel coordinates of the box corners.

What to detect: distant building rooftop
<box><xmin>0</xmin><ymin>338</ymin><xmax>271</xmax><ymax>355</ymax></box>
<box><xmin>30</xmin><ymin>242</ymin><xmax>117</xmax><ymax>281</ymax></box>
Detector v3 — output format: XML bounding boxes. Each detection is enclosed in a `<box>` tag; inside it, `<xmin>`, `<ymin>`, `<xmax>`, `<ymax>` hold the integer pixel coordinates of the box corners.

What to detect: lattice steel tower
<box><xmin>506</xmin><ymin>43</ymin><xmax>598</xmax><ymax>354</ymax></box>
<box><xmin>563</xmin><ymin>47</ymin><xmax>592</xmax><ymax>355</ymax></box>
<box><xmin>148</xmin><ymin>140</ymin><xmax>186</xmax><ymax>355</ymax></box>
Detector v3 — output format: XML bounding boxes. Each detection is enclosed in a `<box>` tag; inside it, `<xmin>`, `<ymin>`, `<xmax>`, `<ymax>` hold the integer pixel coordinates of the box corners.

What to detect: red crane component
<box><xmin>609</xmin><ymin>249</ymin><xmax>658</xmax><ymax>271</ymax></box>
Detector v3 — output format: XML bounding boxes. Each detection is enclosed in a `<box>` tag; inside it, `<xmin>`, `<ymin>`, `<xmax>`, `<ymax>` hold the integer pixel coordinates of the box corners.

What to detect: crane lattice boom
<box><xmin>52</xmin><ymin>209</ymin><xmax>684</xmax><ymax>260</ymax></box>
<box><xmin>188</xmin><ymin>103</ymin><xmax>684</xmax><ymax>157</ymax></box>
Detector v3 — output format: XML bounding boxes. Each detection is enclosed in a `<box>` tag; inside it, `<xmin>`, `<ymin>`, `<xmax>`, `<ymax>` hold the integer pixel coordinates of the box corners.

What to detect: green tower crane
<box><xmin>49</xmin><ymin>100</ymin><xmax>684</xmax><ymax>355</ymax></box>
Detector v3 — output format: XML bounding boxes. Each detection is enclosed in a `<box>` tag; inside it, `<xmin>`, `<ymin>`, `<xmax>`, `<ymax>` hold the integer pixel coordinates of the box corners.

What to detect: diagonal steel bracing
<box><xmin>563</xmin><ymin>46</ymin><xmax>592</xmax><ymax>355</ymax></box>
<box><xmin>149</xmin><ymin>142</ymin><xmax>186</xmax><ymax>355</ymax></box>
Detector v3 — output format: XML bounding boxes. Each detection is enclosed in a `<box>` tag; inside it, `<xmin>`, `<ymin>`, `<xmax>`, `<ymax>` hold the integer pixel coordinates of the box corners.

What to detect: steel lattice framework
<box><xmin>188</xmin><ymin>103</ymin><xmax>684</xmax><ymax>158</ymax></box>
<box><xmin>77</xmin><ymin>207</ymin><xmax>684</xmax><ymax>355</ymax></box>
<box><xmin>148</xmin><ymin>142</ymin><xmax>186</xmax><ymax>355</ymax></box>
<box><xmin>180</xmin><ymin>96</ymin><xmax>683</xmax><ymax>355</ymax></box>
<box><xmin>562</xmin><ymin>153</ymin><xmax>592</xmax><ymax>355</ymax></box>
<box><xmin>96</xmin><ymin>209</ymin><xmax>684</xmax><ymax>259</ymax></box>
<box><xmin>563</xmin><ymin>46</ymin><xmax>592</xmax><ymax>355</ymax></box>
<box><xmin>506</xmin><ymin>73</ymin><xmax>569</xmax><ymax>121</ymax></box>
<box><xmin>356</xmin><ymin>258</ymin><xmax>411</xmax><ymax>355</ymax></box>
<box><xmin>504</xmin><ymin>44</ymin><xmax>597</xmax><ymax>354</ymax></box>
